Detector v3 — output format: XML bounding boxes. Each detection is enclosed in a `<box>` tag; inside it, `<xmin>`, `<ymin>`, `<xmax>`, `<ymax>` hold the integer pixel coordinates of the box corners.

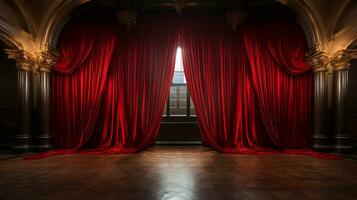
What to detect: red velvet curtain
<box><xmin>180</xmin><ymin>14</ymin><xmax>315</xmax><ymax>154</ymax></box>
<box><xmin>243</xmin><ymin>18</ymin><xmax>312</xmax><ymax>149</ymax></box>
<box><xmin>52</xmin><ymin>18</ymin><xmax>116</xmax><ymax>150</ymax></box>
<box><xmin>86</xmin><ymin>16</ymin><xmax>178</xmax><ymax>153</ymax></box>
<box><xmin>54</xmin><ymin>20</ymin><xmax>98</xmax><ymax>74</ymax></box>
<box><xmin>26</xmin><ymin>15</ymin><xmax>178</xmax><ymax>159</ymax></box>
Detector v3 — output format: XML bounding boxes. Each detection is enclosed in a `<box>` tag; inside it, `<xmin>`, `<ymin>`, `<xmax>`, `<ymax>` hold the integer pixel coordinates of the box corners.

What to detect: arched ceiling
<box><xmin>0</xmin><ymin>0</ymin><xmax>357</xmax><ymax>53</ymax></box>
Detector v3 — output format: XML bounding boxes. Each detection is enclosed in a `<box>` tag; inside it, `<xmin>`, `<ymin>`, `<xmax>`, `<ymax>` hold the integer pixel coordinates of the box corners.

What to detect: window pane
<box><xmin>172</xmin><ymin>71</ymin><xmax>186</xmax><ymax>84</ymax></box>
<box><xmin>174</xmin><ymin>47</ymin><xmax>184</xmax><ymax>71</ymax></box>
<box><xmin>169</xmin><ymin>85</ymin><xmax>187</xmax><ymax>116</ymax></box>
<box><xmin>172</xmin><ymin>47</ymin><xmax>186</xmax><ymax>84</ymax></box>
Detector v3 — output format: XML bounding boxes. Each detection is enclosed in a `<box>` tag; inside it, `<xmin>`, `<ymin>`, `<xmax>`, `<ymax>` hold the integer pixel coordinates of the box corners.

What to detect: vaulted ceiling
<box><xmin>91</xmin><ymin>0</ymin><xmax>274</xmax><ymax>12</ymax></box>
<box><xmin>0</xmin><ymin>0</ymin><xmax>357</xmax><ymax>54</ymax></box>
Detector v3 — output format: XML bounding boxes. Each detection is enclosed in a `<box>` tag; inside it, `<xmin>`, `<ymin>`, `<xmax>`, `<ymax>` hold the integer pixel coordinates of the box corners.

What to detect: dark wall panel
<box><xmin>347</xmin><ymin>59</ymin><xmax>357</xmax><ymax>149</ymax></box>
<box><xmin>0</xmin><ymin>43</ymin><xmax>18</xmax><ymax>150</ymax></box>
<box><xmin>157</xmin><ymin>119</ymin><xmax>201</xmax><ymax>143</ymax></box>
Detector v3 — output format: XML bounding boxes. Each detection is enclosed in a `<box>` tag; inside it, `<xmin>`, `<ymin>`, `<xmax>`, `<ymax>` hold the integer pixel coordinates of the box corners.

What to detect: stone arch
<box><xmin>36</xmin><ymin>0</ymin><xmax>91</xmax><ymax>51</ymax></box>
<box><xmin>0</xmin><ymin>28</ymin><xmax>22</xmax><ymax>49</ymax></box>
<box><xmin>340</xmin><ymin>29</ymin><xmax>357</xmax><ymax>50</ymax></box>
<box><xmin>276</xmin><ymin>0</ymin><xmax>327</xmax><ymax>51</ymax></box>
<box><xmin>331</xmin><ymin>0</ymin><xmax>357</xmax><ymax>51</ymax></box>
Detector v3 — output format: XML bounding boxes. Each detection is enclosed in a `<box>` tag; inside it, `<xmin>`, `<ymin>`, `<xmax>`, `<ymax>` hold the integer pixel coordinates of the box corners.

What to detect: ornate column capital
<box><xmin>306</xmin><ymin>51</ymin><xmax>329</xmax><ymax>72</ymax></box>
<box><xmin>331</xmin><ymin>49</ymin><xmax>357</xmax><ymax>71</ymax></box>
<box><xmin>34</xmin><ymin>51</ymin><xmax>58</xmax><ymax>72</ymax></box>
<box><xmin>116</xmin><ymin>11</ymin><xmax>137</xmax><ymax>31</ymax></box>
<box><xmin>4</xmin><ymin>49</ymin><xmax>34</xmax><ymax>71</ymax></box>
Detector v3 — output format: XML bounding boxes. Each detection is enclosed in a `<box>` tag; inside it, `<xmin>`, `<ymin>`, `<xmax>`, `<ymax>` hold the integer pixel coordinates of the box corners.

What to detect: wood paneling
<box><xmin>157</xmin><ymin>121</ymin><xmax>201</xmax><ymax>143</ymax></box>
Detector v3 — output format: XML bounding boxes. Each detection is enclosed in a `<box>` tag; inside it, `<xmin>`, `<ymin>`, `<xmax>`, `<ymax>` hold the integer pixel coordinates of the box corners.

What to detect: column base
<box><xmin>12</xmin><ymin>134</ymin><xmax>31</xmax><ymax>154</ymax></box>
<box><xmin>311</xmin><ymin>134</ymin><xmax>331</xmax><ymax>152</ymax></box>
<box><xmin>34</xmin><ymin>134</ymin><xmax>52</xmax><ymax>152</ymax></box>
<box><xmin>334</xmin><ymin>134</ymin><xmax>353</xmax><ymax>154</ymax></box>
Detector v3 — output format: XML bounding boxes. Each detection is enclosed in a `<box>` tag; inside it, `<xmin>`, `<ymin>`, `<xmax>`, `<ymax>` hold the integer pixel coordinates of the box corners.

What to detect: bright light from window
<box><xmin>172</xmin><ymin>47</ymin><xmax>186</xmax><ymax>84</ymax></box>
<box><xmin>163</xmin><ymin>46</ymin><xmax>196</xmax><ymax>117</ymax></box>
<box><xmin>174</xmin><ymin>47</ymin><xmax>184</xmax><ymax>72</ymax></box>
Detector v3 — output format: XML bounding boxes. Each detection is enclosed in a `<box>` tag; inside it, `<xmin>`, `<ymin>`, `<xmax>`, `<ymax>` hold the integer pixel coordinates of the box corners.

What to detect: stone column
<box><xmin>34</xmin><ymin>51</ymin><xmax>57</xmax><ymax>151</ymax></box>
<box><xmin>307</xmin><ymin>51</ymin><xmax>330</xmax><ymax>151</ymax></box>
<box><xmin>331</xmin><ymin>51</ymin><xmax>353</xmax><ymax>153</ymax></box>
<box><xmin>5</xmin><ymin>49</ymin><xmax>34</xmax><ymax>153</ymax></box>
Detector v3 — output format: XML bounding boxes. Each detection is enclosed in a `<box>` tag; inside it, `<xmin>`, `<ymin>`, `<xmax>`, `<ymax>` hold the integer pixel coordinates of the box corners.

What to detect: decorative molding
<box><xmin>34</xmin><ymin>50</ymin><xmax>58</xmax><ymax>72</ymax></box>
<box><xmin>4</xmin><ymin>49</ymin><xmax>34</xmax><ymax>71</ymax></box>
<box><xmin>3</xmin><ymin>48</ymin><xmax>57</xmax><ymax>72</ymax></box>
<box><xmin>330</xmin><ymin>50</ymin><xmax>355</xmax><ymax>71</ymax></box>
<box><xmin>226</xmin><ymin>11</ymin><xmax>247</xmax><ymax>31</ymax></box>
<box><xmin>172</xmin><ymin>0</ymin><xmax>187</xmax><ymax>14</ymax></box>
<box><xmin>339</xmin><ymin>25</ymin><xmax>357</xmax><ymax>50</ymax></box>
<box><xmin>346</xmin><ymin>49</ymin><xmax>357</xmax><ymax>59</ymax></box>
<box><xmin>116</xmin><ymin>11</ymin><xmax>137</xmax><ymax>32</ymax></box>
<box><xmin>306</xmin><ymin>51</ymin><xmax>329</xmax><ymax>72</ymax></box>
<box><xmin>37</xmin><ymin>0</ymin><xmax>91</xmax><ymax>50</ymax></box>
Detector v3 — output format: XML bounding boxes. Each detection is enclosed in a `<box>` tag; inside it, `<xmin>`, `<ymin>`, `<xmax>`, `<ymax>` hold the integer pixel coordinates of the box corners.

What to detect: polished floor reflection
<box><xmin>0</xmin><ymin>146</ymin><xmax>357</xmax><ymax>200</ymax></box>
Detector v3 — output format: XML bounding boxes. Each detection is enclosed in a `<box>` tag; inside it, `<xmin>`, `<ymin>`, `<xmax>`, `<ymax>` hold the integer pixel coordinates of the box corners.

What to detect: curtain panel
<box><xmin>180</xmin><ymin>14</ymin><xmax>323</xmax><ymax>157</ymax></box>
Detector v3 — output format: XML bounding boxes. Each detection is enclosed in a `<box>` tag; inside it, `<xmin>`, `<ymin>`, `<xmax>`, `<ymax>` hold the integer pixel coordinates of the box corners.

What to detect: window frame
<box><xmin>163</xmin><ymin>83</ymin><xmax>196</xmax><ymax>122</ymax></box>
<box><xmin>162</xmin><ymin>46</ymin><xmax>196</xmax><ymax>122</ymax></box>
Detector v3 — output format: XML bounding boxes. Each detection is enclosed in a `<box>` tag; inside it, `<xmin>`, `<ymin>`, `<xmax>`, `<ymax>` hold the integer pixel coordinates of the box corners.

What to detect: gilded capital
<box><xmin>4</xmin><ymin>49</ymin><xmax>34</xmax><ymax>71</ymax></box>
<box><xmin>306</xmin><ymin>51</ymin><xmax>329</xmax><ymax>72</ymax></box>
<box><xmin>34</xmin><ymin>51</ymin><xmax>58</xmax><ymax>72</ymax></box>
<box><xmin>330</xmin><ymin>50</ymin><xmax>352</xmax><ymax>71</ymax></box>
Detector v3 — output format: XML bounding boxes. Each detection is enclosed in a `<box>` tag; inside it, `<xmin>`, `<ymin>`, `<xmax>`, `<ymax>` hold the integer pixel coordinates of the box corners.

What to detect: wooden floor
<box><xmin>0</xmin><ymin>146</ymin><xmax>357</xmax><ymax>200</ymax></box>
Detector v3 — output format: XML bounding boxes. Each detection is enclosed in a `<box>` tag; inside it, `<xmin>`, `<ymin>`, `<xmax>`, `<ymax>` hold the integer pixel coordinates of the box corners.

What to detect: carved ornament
<box><xmin>4</xmin><ymin>49</ymin><xmax>34</xmax><ymax>71</ymax></box>
<box><xmin>117</xmin><ymin>11</ymin><xmax>137</xmax><ymax>31</ymax></box>
<box><xmin>306</xmin><ymin>51</ymin><xmax>329</xmax><ymax>72</ymax></box>
<box><xmin>34</xmin><ymin>51</ymin><xmax>58</xmax><ymax>72</ymax></box>
<box><xmin>330</xmin><ymin>50</ymin><xmax>353</xmax><ymax>71</ymax></box>
<box><xmin>226</xmin><ymin>11</ymin><xmax>247</xmax><ymax>31</ymax></box>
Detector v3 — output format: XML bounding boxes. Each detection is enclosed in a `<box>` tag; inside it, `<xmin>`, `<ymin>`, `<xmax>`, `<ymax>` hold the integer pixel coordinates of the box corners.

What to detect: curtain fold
<box><xmin>180</xmin><ymin>15</ymin><xmax>244</xmax><ymax>152</ymax></box>
<box><xmin>243</xmin><ymin>18</ymin><xmax>312</xmax><ymax>148</ymax></box>
<box><xmin>261</xmin><ymin>20</ymin><xmax>311</xmax><ymax>75</ymax></box>
<box><xmin>86</xmin><ymin>15</ymin><xmax>179</xmax><ymax>153</ymax></box>
<box><xmin>54</xmin><ymin>19</ymin><xmax>98</xmax><ymax>74</ymax></box>
<box><xmin>52</xmin><ymin>20</ymin><xmax>116</xmax><ymax>149</ymax></box>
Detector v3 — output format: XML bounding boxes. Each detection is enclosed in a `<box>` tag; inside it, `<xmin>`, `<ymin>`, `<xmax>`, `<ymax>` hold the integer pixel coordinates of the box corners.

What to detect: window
<box><xmin>163</xmin><ymin>47</ymin><xmax>196</xmax><ymax>117</ymax></box>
